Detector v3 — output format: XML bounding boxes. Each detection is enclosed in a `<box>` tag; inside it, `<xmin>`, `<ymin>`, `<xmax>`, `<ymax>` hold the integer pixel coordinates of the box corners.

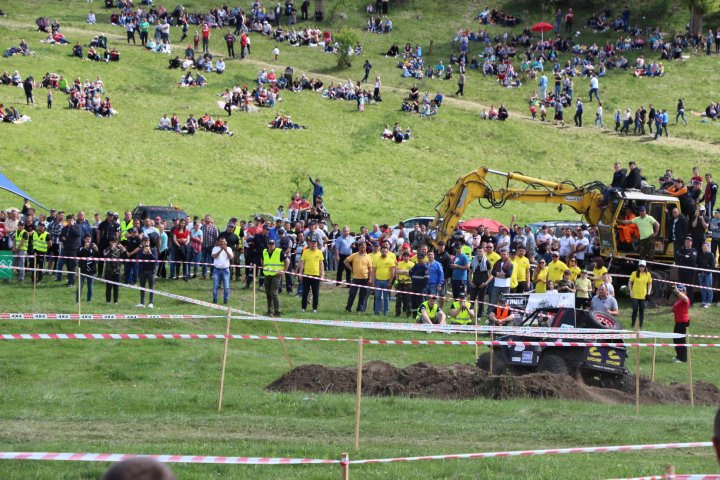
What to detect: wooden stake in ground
<box><xmin>473</xmin><ymin>299</ymin><xmax>479</xmax><ymax>360</ymax></box>
<box><xmin>272</xmin><ymin>319</ymin><xmax>294</xmax><ymax>370</ymax></box>
<box><xmin>340</xmin><ymin>452</ymin><xmax>349</xmax><ymax>480</ymax></box>
<box><xmin>635</xmin><ymin>328</ymin><xmax>641</xmax><ymax>415</ymax></box>
<box><xmin>354</xmin><ymin>337</ymin><xmax>364</xmax><ymax>451</ymax></box>
<box><xmin>32</xmin><ymin>254</ymin><xmax>37</xmax><ymax>308</ymax></box>
<box><xmin>77</xmin><ymin>266</ymin><xmax>82</xmax><ymax>326</ymax></box>
<box><xmin>252</xmin><ymin>264</ymin><xmax>257</xmax><ymax>315</ymax></box>
<box><xmin>489</xmin><ymin>330</ymin><xmax>495</xmax><ymax>374</ymax></box>
<box><xmin>687</xmin><ymin>327</ymin><xmax>694</xmax><ymax>407</ymax></box>
<box><xmin>217</xmin><ymin>305</ymin><xmax>233</xmax><ymax>412</ymax></box>
<box><xmin>650</xmin><ymin>337</ymin><xmax>657</xmax><ymax>382</ymax></box>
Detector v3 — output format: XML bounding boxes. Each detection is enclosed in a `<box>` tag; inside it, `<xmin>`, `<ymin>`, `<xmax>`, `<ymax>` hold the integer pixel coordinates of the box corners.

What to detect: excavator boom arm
<box><xmin>431</xmin><ymin>167</ymin><xmax>604</xmax><ymax>243</ymax></box>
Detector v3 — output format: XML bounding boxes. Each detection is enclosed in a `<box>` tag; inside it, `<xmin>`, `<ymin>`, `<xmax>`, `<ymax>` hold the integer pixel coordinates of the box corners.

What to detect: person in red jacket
<box><xmin>671</xmin><ymin>284</ymin><xmax>690</xmax><ymax>363</ymax></box>
<box><xmin>201</xmin><ymin>22</ymin><xmax>210</xmax><ymax>53</ymax></box>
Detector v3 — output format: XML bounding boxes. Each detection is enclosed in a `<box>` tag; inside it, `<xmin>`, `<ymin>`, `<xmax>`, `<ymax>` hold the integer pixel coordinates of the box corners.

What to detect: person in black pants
<box><xmin>103</xmin><ymin>237</ymin><xmax>126</xmax><ymax>304</ymax></box>
<box><xmin>299</xmin><ymin>239</ymin><xmax>323</xmax><ymax>312</ymax></box>
<box><xmin>136</xmin><ymin>237</ymin><xmax>158</xmax><ymax>307</ymax></box>
<box><xmin>672</xmin><ymin>284</ymin><xmax>690</xmax><ymax>362</ymax></box>
<box><xmin>469</xmin><ymin>248</ymin><xmax>492</xmax><ymax>317</ymax></box>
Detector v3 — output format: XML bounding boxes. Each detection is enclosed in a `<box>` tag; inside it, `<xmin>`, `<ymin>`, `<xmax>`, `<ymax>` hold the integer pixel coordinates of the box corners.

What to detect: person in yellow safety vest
<box><xmin>449</xmin><ymin>292</ymin><xmax>475</xmax><ymax>325</ymax></box>
<box><xmin>12</xmin><ymin>220</ymin><xmax>29</xmax><ymax>282</ymax></box>
<box><xmin>32</xmin><ymin>222</ymin><xmax>52</xmax><ymax>284</ymax></box>
<box><xmin>261</xmin><ymin>238</ymin><xmax>289</xmax><ymax>316</ymax></box>
<box><xmin>416</xmin><ymin>295</ymin><xmax>447</xmax><ymax>325</ymax></box>
<box><xmin>119</xmin><ymin>211</ymin><xmax>134</xmax><ymax>243</ymax></box>
<box><xmin>488</xmin><ymin>297</ymin><xmax>519</xmax><ymax>326</ymax></box>
<box><xmin>460</xmin><ymin>243</ymin><xmax>473</xmax><ymax>258</ymax></box>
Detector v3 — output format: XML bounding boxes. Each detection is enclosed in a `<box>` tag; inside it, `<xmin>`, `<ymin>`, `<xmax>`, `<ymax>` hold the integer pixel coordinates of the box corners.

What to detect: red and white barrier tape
<box><xmin>0</xmin><ymin>333</ymin><xmax>713</xmax><ymax>348</ymax></box>
<box><xmin>346</xmin><ymin>442</ymin><xmax>713</xmax><ymax>464</ymax></box>
<box><xmin>0</xmin><ymin>313</ymin><xmax>223</xmax><ymax>320</ymax></box>
<box><xmin>0</xmin><ymin>451</ymin><xmax>338</xmax><ymax>465</ymax></box>
<box><xmin>608</xmin><ymin>476</ymin><xmax>720</xmax><ymax>480</ymax></box>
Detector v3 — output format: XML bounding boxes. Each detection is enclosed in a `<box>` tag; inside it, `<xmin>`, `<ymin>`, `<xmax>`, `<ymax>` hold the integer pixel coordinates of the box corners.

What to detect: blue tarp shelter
<box><xmin>0</xmin><ymin>172</ymin><xmax>49</xmax><ymax>211</ymax></box>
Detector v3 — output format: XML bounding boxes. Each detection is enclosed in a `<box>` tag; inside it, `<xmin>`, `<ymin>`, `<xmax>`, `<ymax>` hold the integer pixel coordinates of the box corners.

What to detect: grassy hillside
<box><xmin>1</xmin><ymin>0</ymin><xmax>719</xmax><ymax>227</ymax></box>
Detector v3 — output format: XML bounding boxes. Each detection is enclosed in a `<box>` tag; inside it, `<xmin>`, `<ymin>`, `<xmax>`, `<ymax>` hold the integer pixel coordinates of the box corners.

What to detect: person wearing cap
<box><xmin>334</xmin><ymin>226</ymin><xmax>355</xmax><ymax>286</ymax></box>
<box><xmin>103</xmin><ymin>236</ymin><xmax>126</xmax><ymax>305</ymax></box>
<box><xmin>344</xmin><ymin>241</ymin><xmax>373</xmax><ymax>313</ymax></box>
<box><xmin>298</xmin><ymin>237</ymin><xmax>324</xmax><ymax>312</ymax></box>
<box><xmin>32</xmin><ymin>222</ymin><xmax>51</xmax><ymax>284</ymax></box>
<box><xmin>626</xmin><ymin>259</ymin><xmax>652</xmax><ymax>328</ymax></box>
<box><xmin>697</xmin><ymin>242</ymin><xmax>716</xmax><ymax>307</ymax></box>
<box><xmin>449</xmin><ymin>292</ymin><xmax>475</xmax><ymax>325</ymax></box>
<box><xmin>671</xmin><ymin>283</ymin><xmax>690</xmax><ymax>362</ymax></box>
<box><xmin>675</xmin><ymin>236</ymin><xmax>698</xmax><ymax>300</ymax></box>
<box><xmin>546</xmin><ymin>250</ymin><xmax>568</xmax><ymax>284</ymax></box>
<box><xmin>416</xmin><ymin>295</ymin><xmax>446</xmax><ymax>325</ymax></box>
<box><xmin>618</xmin><ymin>205</ymin><xmax>659</xmax><ymax>260</ymax></box>
<box><xmin>59</xmin><ymin>214</ymin><xmax>82</xmax><ymax>286</ymax></box>
<box><xmin>488</xmin><ymin>297</ymin><xmax>519</xmax><ymax>326</ymax></box>
<box><xmin>11</xmin><ymin>220</ymin><xmax>29</xmax><ymax>282</ymax></box>
<box><xmin>261</xmin><ymin>238</ymin><xmax>288</xmax><ymax>316</ymax></box>
<box><xmin>95</xmin><ymin>211</ymin><xmax>120</xmax><ymax>277</ymax></box>
<box><xmin>409</xmin><ymin>252</ymin><xmax>430</xmax><ymax>317</ymax></box>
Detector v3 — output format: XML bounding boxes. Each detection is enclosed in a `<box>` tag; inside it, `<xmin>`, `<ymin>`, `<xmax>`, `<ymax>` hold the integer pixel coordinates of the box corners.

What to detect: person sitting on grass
<box><xmin>216</xmin><ymin>57</ymin><xmax>225</xmax><ymax>74</ymax></box>
<box><xmin>488</xmin><ymin>297</ymin><xmax>520</xmax><ymax>326</ymax></box>
<box><xmin>416</xmin><ymin>295</ymin><xmax>446</xmax><ymax>325</ymax></box>
<box><xmin>158</xmin><ymin>113</ymin><xmax>172</xmax><ymax>130</ymax></box>
<box><xmin>71</xmin><ymin>42</ymin><xmax>83</xmax><ymax>58</ymax></box>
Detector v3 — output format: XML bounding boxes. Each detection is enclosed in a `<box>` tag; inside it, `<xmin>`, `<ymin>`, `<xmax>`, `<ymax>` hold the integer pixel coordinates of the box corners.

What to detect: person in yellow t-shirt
<box><xmin>298</xmin><ymin>238</ymin><xmax>324</xmax><ymax>312</ymax></box>
<box><xmin>370</xmin><ymin>243</ymin><xmax>397</xmax><ymax>316</ymax></box>
<box><xmin>532</xmin><ymin>258</ymin><xmax>548</xmax><ymax>293</ymax></box>
<box><xmin>591</xmin><ymin>256</ymin><xmax>608</xmax><ymax>290</ymax></box>
<box><xmin>628</xmin><ymin>260</ymin><xmax>652</xmax><ymax>328</ymax></box>
<box><xmin>344</xmin><ymin>241</ymin><xmax>373</xmax><ymax>313</ymax></box>
<box><xmin>395</xmin><ymin>251</ymin><xmax>414</xmax><ymax>318</ymax></box>
<box><xmin>566</xmin><ymin>256</ymin><xmax>582</xmax><ymax>281</ymax></box>
<box><xmin>547</xmin><ymin>251</ymin><xmax>568</xmax><ymax>282</ymax></box>
<box><xmin>409</xmin><ymin>245</ymin><xmax>429</xmax><ymax>264</ymax></box>
<box><xmin>485</xmin><ymin>242</ymin><xmax>501</xmax><ymax>269</ymax></box>
<box><xmin>508</xmin><ymin>249</ymin><xmax>520</xmax><ymax>291</ymax></box>
<box><xmin>513</xmin><ymin>246</ymin><xmax>531</xmax><ymax>292</ymax></box>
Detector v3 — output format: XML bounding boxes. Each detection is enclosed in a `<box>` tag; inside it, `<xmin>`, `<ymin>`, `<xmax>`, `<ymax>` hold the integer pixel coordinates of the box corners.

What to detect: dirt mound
<box><xmin>266</xmin><ymin>361</ymin><xmax>720</xmax><ymax>406</ymax></box>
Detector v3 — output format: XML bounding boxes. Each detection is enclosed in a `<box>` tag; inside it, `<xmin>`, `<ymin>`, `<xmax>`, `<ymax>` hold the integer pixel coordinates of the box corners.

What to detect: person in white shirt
<box><xmin>602</xmin><ymin>272</ymin><xmax>615</xmax><ymax>297</ymax></box>
<box><xmin>211</xmin><ymin>237</ymin><xmax>234</xmax><ymax>304</ymax></box>
<box><xmin>574</xmin><ymin>230</ymin><xmax>589</xmax><ymax>267</ymax></box>
<box><xmin>558</xmin><ymin>228</ymin><xmax>576</xmax><ymax>261</ymax></box>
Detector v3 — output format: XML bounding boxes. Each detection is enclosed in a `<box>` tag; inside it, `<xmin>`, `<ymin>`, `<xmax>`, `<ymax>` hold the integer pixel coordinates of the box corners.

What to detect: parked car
<box><xmin>526</xmin><ymin>220</ymin><xmax>584</xmax><ymax>235</ymax></box>
<box><xmin>131</xmin><ymin>205</ymin><xmax>188</xmax><ymax>231</ymax></box>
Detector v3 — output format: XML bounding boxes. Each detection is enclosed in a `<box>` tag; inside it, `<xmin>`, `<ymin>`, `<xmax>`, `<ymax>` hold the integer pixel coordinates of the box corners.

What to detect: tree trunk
<box><xmin>690</xmin><ymin>4</ymin><xmax>704</xmax><ymax>35</ymax></box>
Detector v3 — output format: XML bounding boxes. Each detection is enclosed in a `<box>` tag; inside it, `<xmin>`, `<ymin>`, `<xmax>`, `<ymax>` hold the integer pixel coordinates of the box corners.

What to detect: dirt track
<box><xmin>267</xmin><ymin>361</ymin><xmax>720</xmax><ymax>406</ymax></box>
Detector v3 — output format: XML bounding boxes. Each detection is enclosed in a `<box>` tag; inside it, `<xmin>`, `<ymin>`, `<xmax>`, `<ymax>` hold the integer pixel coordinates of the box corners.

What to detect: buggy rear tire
<box><xmin>538</xmin><ymin>353</ymin><xmax>568</xmax><ymax>375</ymax></box>
<box><xmin>476</xmin><ymin>350</ymin><xmax>507</xmax><ymax>375</ymax></box>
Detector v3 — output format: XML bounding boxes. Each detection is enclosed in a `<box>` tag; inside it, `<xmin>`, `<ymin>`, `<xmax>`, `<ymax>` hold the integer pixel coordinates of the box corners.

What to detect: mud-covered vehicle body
<box><xmin>477</xmin><ymin>306</ymin><xmax>629</xmax><ymax>388</ymax></box>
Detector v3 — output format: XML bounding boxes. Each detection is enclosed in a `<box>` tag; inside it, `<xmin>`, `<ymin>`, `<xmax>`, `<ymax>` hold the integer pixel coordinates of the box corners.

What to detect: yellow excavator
<box><xmin>430</xmin><ymin>166</ymin><xmax>681</xmax><ymax>266</ymax></box>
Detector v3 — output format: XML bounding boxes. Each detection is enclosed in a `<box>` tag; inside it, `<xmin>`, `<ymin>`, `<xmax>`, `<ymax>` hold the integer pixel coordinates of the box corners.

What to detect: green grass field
<box><xmin>2</xmin><ymin>0</ymin><xmax>720</xmax><ymax>478</ymax></box>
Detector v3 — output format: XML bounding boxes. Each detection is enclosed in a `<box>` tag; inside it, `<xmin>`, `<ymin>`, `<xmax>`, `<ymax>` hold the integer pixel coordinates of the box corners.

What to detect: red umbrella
<box><xmin>459</xmin><ymin>218</ymin><xmax>507</xmax><ymax>234</ymax></box>
<box><xmin>531</xmin><ymin>21</ymin><xmax>554</xmax><ymax>42</ymax></box>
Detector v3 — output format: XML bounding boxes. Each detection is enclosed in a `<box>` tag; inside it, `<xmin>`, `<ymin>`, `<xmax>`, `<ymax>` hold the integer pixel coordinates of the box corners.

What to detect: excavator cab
<box><xmin>597</xmin><ymin>191</ymin><xmax>679</xmax><ymax>262</ymax></box>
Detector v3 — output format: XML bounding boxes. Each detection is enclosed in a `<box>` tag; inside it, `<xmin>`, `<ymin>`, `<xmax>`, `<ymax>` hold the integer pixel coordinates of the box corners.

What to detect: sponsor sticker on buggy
<box><xmin>521</xmin><ymin>351</ymin><xmax>533</xmax><ymax>364</ymax></box>
<box><xmin>513</xmin><ymin>344</ymin><xmax>525</xmax><ymax>352</ymax></box>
